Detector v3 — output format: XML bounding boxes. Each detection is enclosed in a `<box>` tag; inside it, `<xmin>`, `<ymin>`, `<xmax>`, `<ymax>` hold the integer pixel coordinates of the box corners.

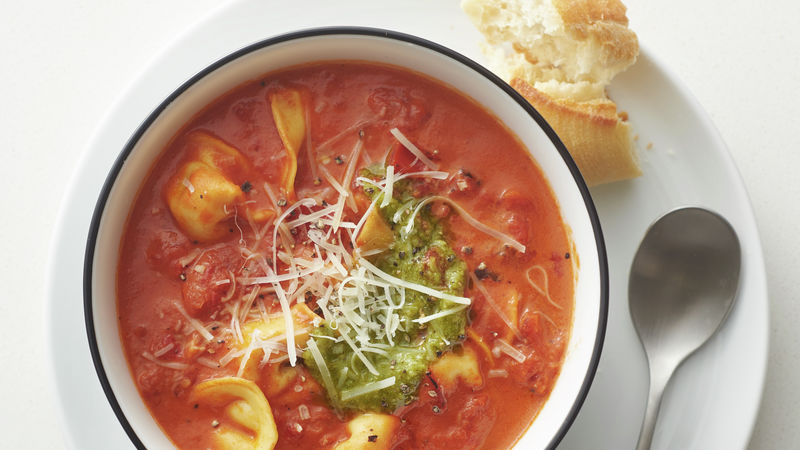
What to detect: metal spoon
<box><xmin>629</xmin><ymin>207</ymin><xmax>741</xmax><ymax>449</ymax></box>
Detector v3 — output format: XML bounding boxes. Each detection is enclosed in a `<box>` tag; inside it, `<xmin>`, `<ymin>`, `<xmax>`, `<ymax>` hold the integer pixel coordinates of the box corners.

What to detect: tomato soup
<box><xmin>117</xmin><ymin>62</ymin><xmax>574</xmax><ymax>449</ymax></box>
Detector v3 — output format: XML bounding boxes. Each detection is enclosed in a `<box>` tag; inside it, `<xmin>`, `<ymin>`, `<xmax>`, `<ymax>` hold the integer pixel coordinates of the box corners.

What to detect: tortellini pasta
<box><xmin>354</xmin><ymin>208</ymin><xmax>394</xmax><ymax>252</ymax></box>
<box><xmin>334</xmin><ymin>413</ymin><xmax>400</xmax><ymax>450</ymax></box>
<box><xmin>164</xmin><ymin>132</ymin><xmax>250</xmax><ymax>242</ymax></box>
<box><xmin>429</xmin><ymin>346</ymin><xmax>482</xmax><ymax>390</ymax></box>
<box><xmin>238</xmin><ymin>303</ymin><xmax>321</xmax><ymax>384</ymax></box>
<box><xmin>269</xmin><ymin>88</ymin><xmax>306</xmax><ymax>201</ymax></box>
<box><xmin>241</xmin><ymin>303</ymin><xmax>319</xmax><ymax>348</ymax></box>
<box><xmin>191</xmin><ymin>377</ymin><xmax>278</xmax><ymax>450</ymax></box>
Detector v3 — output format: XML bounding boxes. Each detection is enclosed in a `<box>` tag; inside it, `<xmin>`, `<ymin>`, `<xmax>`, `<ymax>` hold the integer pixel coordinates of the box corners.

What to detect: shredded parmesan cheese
<box><xmin>173</xmin><ymin>302</ymin><xmax>214</xmax><ymax>341</ymax></box>
<box><xmin>526</xmin><ymin>265</ymin><xmax>562</xmax><ymax>309</ymax></box>
<box><xmin>142</xmin><ymin>352</ymin><xmax>189</xmax><ymax>371</ymax></box>
<box><xmin>531</xmin><ymin>310</ymin><xmax>558</xmax><ymax>330</ymax></box>
<box><xmin>389</xmin><ymin>128</ymin><xmax>439</xmax><ymax>169</ymax></box>
<box><xmin>340</xmin><ymin>376</ymin><xmax>396</xmax><ymax>401</ymax></box>
<box><xmin>356</xmin><ymin>170</ymin><xmax>449</xmax><ymax>190</ymax></box>
<box><xmin>237</xmin><ymin>261</ymin><xmax>326</xmax><ymax>286</ymax></box>
<box><xmin>316</xmin><ymin>120</ymin><xmax>371</xmax><ymax>153</ymax></box>
<box><xmin>196</xmin><ymin>357</ymin><xmax>222</xmax><ymax>369</ymax></box>
<box><xmin>220</xmin><ymin>270</ymin><xmax>237</xmax><ymax>303</ymax></box>
<box><xmin>380</xmin><ymin>165</ymin><xmax>395</xmax><ymax>208</ymax></box>
<box><xmin>359</xmin><ymin>258</ymin><xmax>471</xmax><ymax>305</ymax></box>
<box><xmin>286</xmin><ymin>203</ymin><xmax>338</xmax><ymax>228</ymax></box>
<box><xmin>307</xmin><ymin>338</ymin><xmax>338</xmax><ymax>399</ymax></box>
<box><xmin>488</xmin><ymin>368</ymin><xmax>509</xmax><ymax>378</ymax></box>
<box><xmin>351</xmin><ymin>195</ymin><xmax>380</xmax><ymax>247</ymax></box>
<box><xmin>404</xmin><ymin>196</ymin><xmax>526</xmax><ymax>253</ymax></box>
<box><xmin>412</xmin><ymin>305</ymin><xmax>468</xmax><ymax>324</ymax></box>
<box><xmin>470</xmin><ymin>273</ymin><xmax>522</xmax><ymax>340</ymax></box>
<box><xmin>271</xmin><ymin>198</ymin><xmax>317</xmax><ymax>274</ymax></box>
<box><xmin>152</xmin><ymin>343</ymin><xmax>175</xmax><ymax>358</ymax></box>
<box><xmin>341</xmin><ymin>139</ymin><xmax>363</xmax><ymax>212</ymax></box>
<box><xmin>274</xmin><ymin>284</ymin><xmax>297</xmax><ymax>366</ymax></box>
<box><xmin>177</xmin><ymin>248</ymin><xmax>203</xmax><ymax>268</ymax></box>
<box><xmin>182</xmin><ymin>177</ymin><xmax>195</xmax><ymax>194</ymax></box>
<box><xmin>494</xmin><ymin>338</ymin><xmax>526</xmax><ymax>363</ymax></box>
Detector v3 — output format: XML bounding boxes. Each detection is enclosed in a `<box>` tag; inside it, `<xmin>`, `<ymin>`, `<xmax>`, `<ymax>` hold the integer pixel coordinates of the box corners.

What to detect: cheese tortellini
<box><xmin>334</xmin><ymin>413</ymin><xmax>400</xmax><ymax>450</ymax></box>
<box><xmin>354</xmin><ymin>208</ymin><xmax>394</xmax><ymax>252</ymax></box>
<box><xmin>191</xmin><ymin>377</ymin><xmax>278</xmax><ymax>450</ymax></box>
<box><xmin>269</xmin><ymin>88</ymin><xmax>306</xmax><ymax>201</ymax></box>
<box><xmin>241</xmin><ymin>303</ymin><xmax>319</xmax><ymax>348</ymax></box>
<box><xmin>238</xmin><ymin>303</ymin><xmax>321</xmax><ymax>387</ymax></box>
<box><xmin>429</xmin><ymin>346</ymin><xmax>482</xmax><ymax>390</ymax></box>
<box><xmin>164</xmin><ymin>132</ymin><xmax>251</xmax><ymax>242</ymax></box>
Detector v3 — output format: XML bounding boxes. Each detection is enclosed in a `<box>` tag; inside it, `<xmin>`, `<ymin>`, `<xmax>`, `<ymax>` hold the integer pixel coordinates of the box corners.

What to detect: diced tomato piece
<box><xmin>498</xmin><ymin>190</ymin><xmax>535</xmax><ymax>247</ymax></box>
<box><xmin>388</xmin><ymin>141</ymin><xmax>427</xmax><ymax>173</ymax></box>
<box><xmin>181</xmin><ymin>247</ymin><xmax>237</xmax><ymax>314</ymax></box>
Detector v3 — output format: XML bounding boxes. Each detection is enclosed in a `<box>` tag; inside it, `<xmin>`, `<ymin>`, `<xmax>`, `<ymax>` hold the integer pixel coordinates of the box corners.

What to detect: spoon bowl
<box><xmin>629</xmin><ymin>207</ymin><xmax>741</xmax><ymax>449</ymax></box>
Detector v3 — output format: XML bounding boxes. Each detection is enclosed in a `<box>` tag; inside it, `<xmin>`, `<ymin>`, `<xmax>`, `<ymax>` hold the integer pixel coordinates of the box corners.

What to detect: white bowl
<box><xmin>85</xmin><ymin>27</ymin><xmax>608</xmax><ymax>449</ymax></box>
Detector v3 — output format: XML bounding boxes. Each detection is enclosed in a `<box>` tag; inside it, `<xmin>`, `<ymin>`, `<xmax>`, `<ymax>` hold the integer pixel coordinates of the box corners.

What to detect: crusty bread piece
<box><xmin>462</xmin><ymin>0</ymin><xmax>641</xmax><ymax>186</ymax></box>
<box><xmin>511</xmin><ymin>78</ymin><xmax>639</xmax><ymax>186</ymax></box>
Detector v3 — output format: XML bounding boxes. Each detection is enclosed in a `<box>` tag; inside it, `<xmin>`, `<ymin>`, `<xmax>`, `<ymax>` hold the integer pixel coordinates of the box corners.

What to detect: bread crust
<box><xmin>553</xmin><ymin>0</ymin><xmax>639</xmax><ymax>67</ymax></box>
<box><xmin>554</xmin><ymin>0</ymin><xmax>629</xmax><ymax>28</ymax></box>
<box><xmin>512</xmin><ymin>78</ymin><xmax>641</xmax><ymax>186</ymax></box>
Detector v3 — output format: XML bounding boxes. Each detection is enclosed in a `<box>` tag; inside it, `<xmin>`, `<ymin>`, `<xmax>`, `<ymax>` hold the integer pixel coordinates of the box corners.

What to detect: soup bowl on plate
<box><xmin>85</xmin><ymin>27</ymin><xmax>608</xmax><ymax>449</ymax></box>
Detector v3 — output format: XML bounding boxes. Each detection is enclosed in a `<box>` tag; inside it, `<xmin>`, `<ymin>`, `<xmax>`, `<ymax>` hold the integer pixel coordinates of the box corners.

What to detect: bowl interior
<box><xmin>88</xmin><ymin>29</ymin><xmax>606</xmax><ymax>449</ymax></box>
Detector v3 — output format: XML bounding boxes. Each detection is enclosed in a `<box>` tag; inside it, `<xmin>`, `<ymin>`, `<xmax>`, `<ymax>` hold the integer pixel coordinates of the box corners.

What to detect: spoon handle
<box><xmin>636</xmin><ymin>360</ymin><xmax>674</xmax><ymax>450</ymax></box>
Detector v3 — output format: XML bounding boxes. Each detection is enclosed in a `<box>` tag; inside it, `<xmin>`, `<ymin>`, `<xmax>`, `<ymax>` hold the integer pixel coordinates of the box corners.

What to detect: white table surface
<box><xmin>2</xmin><ymin>0</ymin><xmax>797</xmax><ymax>448</ymax></box>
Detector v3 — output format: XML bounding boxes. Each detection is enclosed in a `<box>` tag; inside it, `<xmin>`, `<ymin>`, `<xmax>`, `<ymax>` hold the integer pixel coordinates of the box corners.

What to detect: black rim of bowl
<box><xmin>84</xmin><ymin>26</ymin><xmax>609</xmax><ymax>450</ymax></box>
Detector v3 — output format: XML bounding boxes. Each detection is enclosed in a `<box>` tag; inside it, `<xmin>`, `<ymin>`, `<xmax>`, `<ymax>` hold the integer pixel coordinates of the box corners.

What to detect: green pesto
<box><xmin>303</xmin><ymin>176</ymin><xmax>469</xmax><ymax>412</ymax></box>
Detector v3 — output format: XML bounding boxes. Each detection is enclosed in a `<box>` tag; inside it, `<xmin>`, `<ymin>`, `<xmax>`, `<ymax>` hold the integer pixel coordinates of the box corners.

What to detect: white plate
<box><xmin>45</xmin><ymin>1</ymin><xmax>768</xmax><ymax>449</ymax></box>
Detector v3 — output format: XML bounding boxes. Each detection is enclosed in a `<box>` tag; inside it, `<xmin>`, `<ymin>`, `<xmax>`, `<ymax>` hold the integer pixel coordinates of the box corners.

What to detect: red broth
<box><xmin>117</xmin><ymin>62</ymin><xmax>574</xmax><ymax>449</ymax></box>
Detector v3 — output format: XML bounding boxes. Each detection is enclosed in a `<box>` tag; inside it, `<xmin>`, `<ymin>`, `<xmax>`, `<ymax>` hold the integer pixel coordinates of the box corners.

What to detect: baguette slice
<box><xmin>462</xmin><ymin>0</ymin><xmax>642</xmax><ymax>186</ymax></box>
<box><xmin>512</xmin><ymin>78</ymin><xmax>640</xmax><ymax>185</ymax></box>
